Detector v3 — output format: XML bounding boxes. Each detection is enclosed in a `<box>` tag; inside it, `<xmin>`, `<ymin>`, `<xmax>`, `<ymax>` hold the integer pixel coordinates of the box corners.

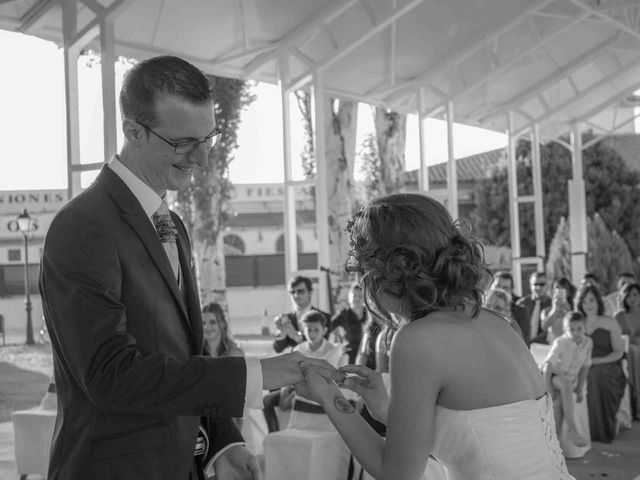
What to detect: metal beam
<box><xmin>569</xmin><ymin>0</ymin><xmax>640</xmax><ymax>43</ymax></box>
<box><xmin>68</xmin><ymin>0</ymin><xmax>130</xmax><ymax>53</ymax></box>
<box><xmin>514</xmin><ymin>56</ymin><xmax>640</xmax><ymax>136</ymax></box>
<box><xmin>397</xmin><ymin>11</ymin><xmax>590</xmax><ymax>111</ymax></box>
<box><xmin>378</xmin><ymin>0</ymin><xmax>555</xmax><ymax>101</ymax></box>
<box><xmin>242</xmin><ymin>0</ymin><xmax>358</xmax><ymax>77</ymax></box>
<box><xmin>286</xmin><ymin>0</ymin><xmax>424</xmax><ymax>92</ymax></box>
<box><xmin>477</xmin><ymin>34</ymin><xmax>621</xmax><ymax>123</ymax></box>
<box><xmin>575</xmin><ymin>80</ymin><xmax>640</xmax><ymax>125</ymax></box>
<box><xmin>19</xmin><ymin>0</ymin><xmax>59</xmax><ymax>33</ymax></box>
<box><xmin>582</xmin><ymin>110</ymin><xmax>640</xmax><ymax>149</ymax></box>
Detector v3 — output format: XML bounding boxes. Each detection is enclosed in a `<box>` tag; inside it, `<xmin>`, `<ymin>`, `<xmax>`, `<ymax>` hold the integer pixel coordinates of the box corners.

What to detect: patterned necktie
<box><xmin>152</xmin><ymin>200</ymin><xmax>180</xmax><ymax>281</ymax></box>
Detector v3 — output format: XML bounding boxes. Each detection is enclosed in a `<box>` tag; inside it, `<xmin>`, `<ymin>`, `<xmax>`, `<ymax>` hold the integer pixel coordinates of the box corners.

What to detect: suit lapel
<box><xmin>98</xmin><ymin>167</ymin><xmax>193</xmax><ymax>336</ymax></box>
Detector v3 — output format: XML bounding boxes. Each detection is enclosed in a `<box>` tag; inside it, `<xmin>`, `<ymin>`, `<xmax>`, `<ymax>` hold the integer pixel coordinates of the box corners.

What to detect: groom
<box><xmin>39</xmin><ymin>55</ymin><xmax>336</xmax><ymax>480</ymax></box>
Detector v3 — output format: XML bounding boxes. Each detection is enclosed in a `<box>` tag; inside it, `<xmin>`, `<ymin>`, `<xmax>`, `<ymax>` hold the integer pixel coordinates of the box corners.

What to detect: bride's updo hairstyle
<box><xmin>346</xmin><ymin>193</ymin><xmax>491</xmax><ymax>327</ymax></box>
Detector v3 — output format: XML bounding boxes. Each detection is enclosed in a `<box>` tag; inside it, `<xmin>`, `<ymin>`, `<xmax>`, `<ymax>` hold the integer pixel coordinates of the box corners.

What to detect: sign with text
<box><xmin>0</xmin><ymin>190</ymin><xmax>67</xmax><ymax>215</ymax></box>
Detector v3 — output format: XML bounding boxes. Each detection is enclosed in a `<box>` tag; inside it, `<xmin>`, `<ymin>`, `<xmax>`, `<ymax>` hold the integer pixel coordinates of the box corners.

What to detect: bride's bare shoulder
<box><xmin>393</xmin><ymin>310</ymin><xmax>470</xmax><ymax>351</ymax></box>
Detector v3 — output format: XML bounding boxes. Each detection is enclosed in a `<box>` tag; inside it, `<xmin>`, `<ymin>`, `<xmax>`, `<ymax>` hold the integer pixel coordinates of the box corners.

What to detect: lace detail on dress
<box><xmin>539</xmin><ymin>394</ymin><xmax>571</xmax><ymax>475</ymax></box>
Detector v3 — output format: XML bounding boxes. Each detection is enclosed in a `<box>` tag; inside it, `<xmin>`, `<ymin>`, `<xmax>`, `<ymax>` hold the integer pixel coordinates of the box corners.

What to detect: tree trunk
<box><xmin>374</xmin><ymin>108</ymin><xmax>407</xmax><ymax>195</ymax></box>
<box><xmin>324</xmin><ymin>98</ymin><xmax>358</xmax><ymax>310</ymax></box>
<box><xmin>194</xmin><ymin>149</ymin><xmax>228</xmax><ymax>308</ymax></box>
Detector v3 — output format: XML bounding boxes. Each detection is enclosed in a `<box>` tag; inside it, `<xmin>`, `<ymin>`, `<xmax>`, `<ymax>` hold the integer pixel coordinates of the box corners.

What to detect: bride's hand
<box><xmin>294</xmin><ymin>361</ymin><xmax>340</xmax><ymax>405</ymax></box>
<box><xmin>338</xmin><ymin>364</ymin><xmax>389</xmax><ymax>424</ymax></box>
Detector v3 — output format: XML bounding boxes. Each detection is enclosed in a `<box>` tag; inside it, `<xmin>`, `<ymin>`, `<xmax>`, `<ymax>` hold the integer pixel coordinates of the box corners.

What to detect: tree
<box><xmin>545</xmin><ymin>214</ymin><xmax>636</xmax><ymax>291</ymax></box>
<box><xmin>359</xmin><ymin>132</ymin><xmax>382</xmax><ymax>201</ymax></box>
<box><xmin>173</xmin><ymin>76</ymin><xmax>255</xmax><ymax>306</ymax></box>
<box><xmin>472</xmin><ymin>134</ymin><xmax>640</xmax><ymax>259</ymax></box>
<box><xmin>545</xmin><ymin>216</ymin><xmax>572</xmax><ymax>281</ymax></box>
<box><xmin>324</xmin><ymin>98</ymin><xmax>358</xmax><ymax>310</ymax></box>
<box><xmin>373</xmin><ymin>107</ymin><xmax>407</xmax><ymax>195</ymax></box>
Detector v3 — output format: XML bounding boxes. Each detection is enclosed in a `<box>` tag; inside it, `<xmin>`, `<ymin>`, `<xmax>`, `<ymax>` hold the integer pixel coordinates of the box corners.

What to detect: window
<box><xmin>8</xmin><ymin>249</ymin><xmax>21</xmax><ymax>262</ymax></box>
<box><xmin>223</xmin><ymin>234</ymin><xmax>246</xmax><ymax>255</ymax></box>
<box><xmin>275</xmin><ymin>234</ymin><xmax>303</xmax><ymax>253</ymax></box>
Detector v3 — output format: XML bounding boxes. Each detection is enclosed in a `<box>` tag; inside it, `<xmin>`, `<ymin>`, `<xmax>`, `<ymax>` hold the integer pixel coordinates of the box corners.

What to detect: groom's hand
<box><xmin>214</xmin><ymin>445</ymin><xmax>261</xmax><ymax>480</ymax></box>
<box><xmin>260</xmin><ymin>352</ymin><xmax>341</xmax><ymax>390</ymax></box>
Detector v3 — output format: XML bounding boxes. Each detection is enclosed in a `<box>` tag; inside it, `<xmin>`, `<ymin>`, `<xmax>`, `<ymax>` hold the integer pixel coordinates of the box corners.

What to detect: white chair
<box><xmin>529</xmin><ymin>343</ymin><xmax>591</xmax><ymax>458</ymax></box>
<box><xmin>264</xmin><ymin>429</ymin><xmax>350</xmax><ymax>480</ymax></box>
<box><xmin>12</xmin><ymin>384</ymin><xmax>57</xmax><ymax>479</ymax></box>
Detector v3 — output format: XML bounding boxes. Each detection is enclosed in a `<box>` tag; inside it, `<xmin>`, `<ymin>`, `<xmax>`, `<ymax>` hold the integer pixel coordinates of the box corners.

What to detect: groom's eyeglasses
<box><xmin>136</xmin><ymin>121</ymin><xmax>222</xmax><ymax>154</ymax></box>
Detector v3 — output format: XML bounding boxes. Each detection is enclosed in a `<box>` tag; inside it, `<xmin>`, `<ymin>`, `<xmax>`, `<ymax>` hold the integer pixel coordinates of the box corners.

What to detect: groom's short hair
<box><xmin>120</xmin><ymin>55</ymin><xmax>213</xmax><ymax>128</ymax></box>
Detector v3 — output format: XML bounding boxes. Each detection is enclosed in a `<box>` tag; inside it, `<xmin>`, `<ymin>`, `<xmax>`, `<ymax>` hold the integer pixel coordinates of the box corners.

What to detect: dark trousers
<box><xmin>188</xmin><ymin>457</ymin><xmax>206</xmax><ymax>480</ymax></box>
<box><xmin>263</xmin><ymin>390</ymin><xmax>281</xmax><ymax>433</ymax></box>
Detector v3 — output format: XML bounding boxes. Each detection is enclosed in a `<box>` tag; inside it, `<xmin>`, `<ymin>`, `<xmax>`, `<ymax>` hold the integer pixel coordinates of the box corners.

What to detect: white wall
<box><xmin>0</xmin><ymin>295</ymin><xmax>44</xmax><ymax>344</ymax></box>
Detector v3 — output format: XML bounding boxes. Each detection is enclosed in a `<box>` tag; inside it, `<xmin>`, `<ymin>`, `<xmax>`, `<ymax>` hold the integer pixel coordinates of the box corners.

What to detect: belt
<box><xmin>194</xmin><ymin>425</ymin><xmax>209</xmax><ymax>458</ymax></box>
<box><xmin>293</xmin><ymin>399</ymin><xmax>325</xmax><ymax>414</ymax></box>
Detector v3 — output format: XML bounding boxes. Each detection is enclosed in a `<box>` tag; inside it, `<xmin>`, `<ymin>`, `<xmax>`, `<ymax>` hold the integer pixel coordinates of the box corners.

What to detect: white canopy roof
<box><xmin>2</xmin><ymin>0</ymin><xmax>640</xmax><ymax>139</ymax></box>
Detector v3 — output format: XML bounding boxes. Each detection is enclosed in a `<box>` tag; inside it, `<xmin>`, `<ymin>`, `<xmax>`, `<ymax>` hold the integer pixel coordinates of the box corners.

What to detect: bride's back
<box><xmin>402</xmin><ymin>307</ymin><xmax>545</xmax><ymax>411</ymax></box>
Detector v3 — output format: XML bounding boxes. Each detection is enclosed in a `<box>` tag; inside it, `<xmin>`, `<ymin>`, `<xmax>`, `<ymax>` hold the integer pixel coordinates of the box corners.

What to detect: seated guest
<box><xmin>264</xmin><ymin>309</ymin><xmax>340</xmax><ymax>432</ymax></box>
<box><xmin>615</xmin><ymin>282</ymin><xmax>640</xmax><ymax>419</ymax></box>
<box><xmin>543</xmin><ymin>311</ymin><xmax>592</xmax><ymax>447</ymax></box>
<box><xmin>484</xmin><ymin>287</ymin><xmax>524</xmax><ymax>340</ymax></box>
<box><xmin>515</xmin><ymin>271</ymin><xmax>551</xmax><ymax>345</ymax></box>
<box><xmin>606</xmin><ymin>272</ymin><xmax>636</xmax><ymax>315</ymax></box>
<box><xmin>484</xmin><ymin>287</ymin><xmax>512</xmax><ymax>317</ymax></box>
<box><xmin>331</xmin><ymin>283</ymin><xmax>369</xmax><ymax>364</ymax></box>
<box><xmin>282</xmin><ymin>311</ymin><xmax>346</xmax><ymax>429</ymax></box>
<box><xmin>490</xmin><ymin>270</ymin><xmax>521</xmax><ymax>317</ymax></box>
<box><xmin>202</xmin><ymin>302</ymin><xmax>245</xmax><ymax>432</ymax></box>
<box><xmin>202</xmin><ymin>302</ymin><xmax>244</xmax><ymax>357</ymax></box>
<box><xmin>272</xmin><ymin>275</ymin><xmax>331</xmax><ymax>353</ymax></box>
<box><xmin>581</xmin><ymin>272</ymin><xmax>616</xmax><ymax>317</ymax></box>
<box><xmin>576</xmin><ymin>284</ymin><xmax>627</xmax><ymax>443</ymax></box>
<box><xmin>541</xmin><ymin>277</ymin><xmax>576</xmax><ymax>343</ymax></box>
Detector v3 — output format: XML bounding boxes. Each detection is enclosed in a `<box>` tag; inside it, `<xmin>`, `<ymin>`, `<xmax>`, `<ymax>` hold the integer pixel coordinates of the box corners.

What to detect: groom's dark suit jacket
<box><xmin>40</xmin><ymin>166</ymin><xmax>247</xmax><ymax>480</ymax></box>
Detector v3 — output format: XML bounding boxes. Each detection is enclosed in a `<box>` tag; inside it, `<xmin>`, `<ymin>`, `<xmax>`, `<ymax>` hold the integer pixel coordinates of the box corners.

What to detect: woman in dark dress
<box><xmin>576</xmin><ymin>285</ymin><xmax>626</xmax><ymax>443</ymax></box>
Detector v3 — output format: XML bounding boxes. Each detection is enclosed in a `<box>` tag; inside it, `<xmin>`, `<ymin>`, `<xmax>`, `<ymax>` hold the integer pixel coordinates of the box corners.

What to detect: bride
<box><xmin>296</xmin><ymin>193</ymin><xmax>574</xmax><ymax>480</ymax></box>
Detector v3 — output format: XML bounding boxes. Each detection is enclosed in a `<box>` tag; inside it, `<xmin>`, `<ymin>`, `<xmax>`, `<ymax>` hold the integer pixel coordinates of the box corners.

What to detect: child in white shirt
<box><xmin>543</xmin><ymin>311</ymin><xmax>592</xmax><ymax>447</ymax></box>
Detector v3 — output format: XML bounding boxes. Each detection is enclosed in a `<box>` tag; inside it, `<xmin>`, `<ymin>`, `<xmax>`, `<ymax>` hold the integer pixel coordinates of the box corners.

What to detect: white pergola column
<box><xmin>569</xmin><ymin>122</ymin><xmax>588</xmax><ymax>287</ymax></box>
<box><xmin>279</xmin><ymin>56</ymin><xmax>298</xmax><ymax>276</ymax></box>
<box><xmin>63</xmin><ymin>0</ymin><xmax>128</xmax><ymax>199</ymax></box>
<box><xmin>100</xmin><ymin>17</ymin><xmax>118</xmax><ymax>160</ymax></box>
<box><xmin>531</xmin><ymin>125</ymin><xmax>546</xmax><ymax>263</ymax></box>
<box><xmin>506</xmin><ymin>112</ymin><xmax>523</xmax><ymax>295</ymax></box>
<box><xmin>63</xmin><ymin>0</ymin><xmax>81</xmax><ymax>200</ymax></box>
<box><xmin>417</xmin><ymin>88</ymin><xmax>429</xmax><ymax>192</ymax></box>
<box><xmin>506</xmin><ymin>116</ymin><xmax>546</xmax><ymax>295</ymax></box>
<box><xmin>445</xmin><ymin>102</ymin><xmax>458</xmax><ymax>218</ymax></box>
<box><xmin>311</xmin><ymin>72</ymin><xmax>330</xmax><ymax>270</ymax></box>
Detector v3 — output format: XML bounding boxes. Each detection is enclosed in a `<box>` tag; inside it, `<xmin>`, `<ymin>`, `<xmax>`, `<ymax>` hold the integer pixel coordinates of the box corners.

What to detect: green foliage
<box><xmin>545</xmin><ymin>216</ymin><xmax>572</xmax><ymax>281</ymax></box>
<box><xmin>544</xmin><ymin>214</ymin><xmax>636</xmax><ymax>291</ymax></box>
<box><xmin>174</xmin><ymin>76</ymin><xmax>256</xmax><ymax>244</ymax></box>
<box><xmin>359</xmin><ymin>132</ymin><xmax>381</xmax><ymax>201</ymax></box>
<box><xmin>472</xmin><ymin>134</ymin><xmax>640</xmax><ymax>260</ymax></box>
<box><xmin>295</xmin><ymin>90</ymin><xmax>315</xmax><ymax>179</ymax></box>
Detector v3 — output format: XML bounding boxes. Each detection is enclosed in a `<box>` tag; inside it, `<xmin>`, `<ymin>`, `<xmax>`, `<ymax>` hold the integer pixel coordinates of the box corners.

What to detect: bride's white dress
<box><xmin>424</xmin><ymin>394</ymin><xmax>575</xmax><ymax>479</ymax></box>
